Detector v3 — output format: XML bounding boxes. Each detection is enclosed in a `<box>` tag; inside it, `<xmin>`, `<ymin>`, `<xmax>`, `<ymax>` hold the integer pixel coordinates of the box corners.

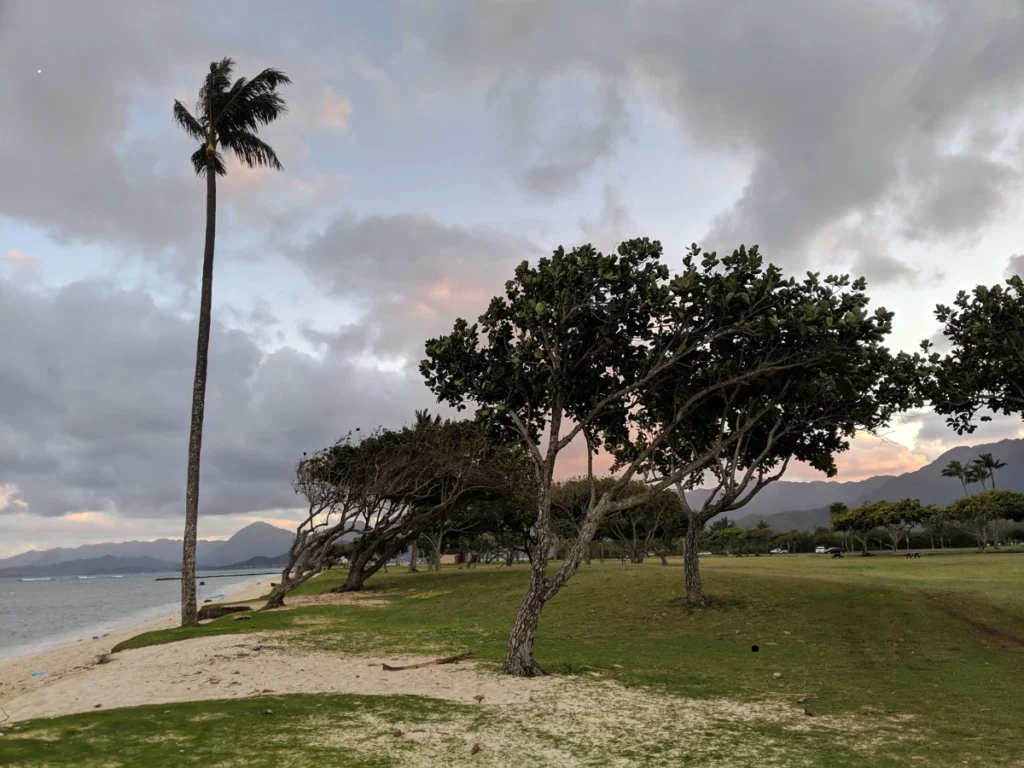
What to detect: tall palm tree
<box><xmin>976</xmin><ymin>453</ymin><xmax>1007</xmax><ymax>489</ymax></box>
<box><xmin>173</xmin><ymin>58</ymin><xmax>290</xmax><ymax>627</ymax></box>
<box><xmin>940</xmin><ymin>460</ymin><xmax>969</xmax><ymax>497</ymax></box>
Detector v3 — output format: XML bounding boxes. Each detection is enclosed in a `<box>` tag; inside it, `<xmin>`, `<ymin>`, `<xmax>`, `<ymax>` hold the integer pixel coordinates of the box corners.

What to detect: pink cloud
<box><xmin>4</xmin><ymin>249</ymin><xmax>39</xmax><ymax>274</ymax></box>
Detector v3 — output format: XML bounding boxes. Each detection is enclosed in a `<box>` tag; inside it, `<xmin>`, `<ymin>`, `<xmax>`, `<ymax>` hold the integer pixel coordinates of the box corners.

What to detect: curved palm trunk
<box><xmin>180</xmin><ymin>162</ymin><xmax>217</xmax><ymax>628</ymax></box>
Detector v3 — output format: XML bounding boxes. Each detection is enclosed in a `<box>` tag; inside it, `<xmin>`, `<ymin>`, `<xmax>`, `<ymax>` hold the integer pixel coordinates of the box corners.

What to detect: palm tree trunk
<box><xmin>180</xmin><ymin>161</ymin><xmax>217</xmax><ymax>628</ymax></box>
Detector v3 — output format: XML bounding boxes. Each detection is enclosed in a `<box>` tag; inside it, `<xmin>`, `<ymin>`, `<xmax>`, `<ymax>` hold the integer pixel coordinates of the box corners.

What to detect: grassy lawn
<box><xmin>5</xmin><ymin>554</ymin><xmax>1024</xmax><ymax>766</ymax></box>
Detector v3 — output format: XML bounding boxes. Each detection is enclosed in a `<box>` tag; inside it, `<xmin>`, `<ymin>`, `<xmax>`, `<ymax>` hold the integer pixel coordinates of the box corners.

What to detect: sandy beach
<box><xmin>0</xmin><ymin>577</ymin><xmax>270</xmax><ymax>721</ymax></box>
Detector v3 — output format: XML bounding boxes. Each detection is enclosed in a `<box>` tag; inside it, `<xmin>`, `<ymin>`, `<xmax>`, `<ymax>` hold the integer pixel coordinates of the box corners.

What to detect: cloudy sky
<box><xmin>2</xmin><ymin>0</ymin><xmax>1024</xmax><ymax>557</ymax></box>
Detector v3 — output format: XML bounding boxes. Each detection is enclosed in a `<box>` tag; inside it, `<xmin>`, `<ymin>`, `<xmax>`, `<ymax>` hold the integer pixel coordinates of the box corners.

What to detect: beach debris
<box><xmin>30</xmin><ymin>671</ymin><xmax>47</xmax><ymax>677</ymax></box>
<box><xmin>233</xmin><ymin>615</ymin><xmax>251</xmax><ymax>621</ymax></box>
<box><xmin>773</xmin><ymin>672</ymin><xmax>783</xmax><ymax>680</ymax></box>
<box><xmin>203</xmin><ymin>599</ymin><xmax>212</xmax><ymax>603</ymax></box>
<box><xmin>199</xmin><ymin>581</ymin><xmax>206</xmax><ymax>586</ymax></box>
<box><xmin>198</xmin><ymin>604</ymin><xmax>250</xmax><ymax>621</ymax></box>
<box><xmin>471</xmin><ymin>744</ymin><xmax>480</xmax><ymax>755</ymax></box>
<box><xmin>473</xmin><ymin>695</ymin><xmax>484</xmax><ymax>703</ymax></box>
<box><xmin>262</xmin><ymin>709</ymin><xmax>274</xmax><ymax>715</ymax></box>
<box><xmin>803</xmin><ymin>708</ymin><xmax>815</xmax><ymax>717</ymax></box>
<box><xmin>382</xmin><ymin>651</ymin><xmax>473</xmax><ymax>672</ymax></box>
<box><xmin>94</xmin><ymin>704</ymin><xmax>102</xmax><ymax>709</ymax></box>
<box><xmin>95</xmin><ymin>653</ymin><xmax>113</xmax><ymax>665</ymax></box>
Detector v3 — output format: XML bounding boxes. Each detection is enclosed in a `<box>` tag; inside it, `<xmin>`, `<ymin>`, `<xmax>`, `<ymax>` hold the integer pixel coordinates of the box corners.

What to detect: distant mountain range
<box><xmin>0</xmin><ymin>522</ymin><xmax>294</xmax><ymax>578</ymax></box>
<box><xmin>727</xmin><ymin>437</ymin><xmax>1024</xmax><ymax>531</ymax></box>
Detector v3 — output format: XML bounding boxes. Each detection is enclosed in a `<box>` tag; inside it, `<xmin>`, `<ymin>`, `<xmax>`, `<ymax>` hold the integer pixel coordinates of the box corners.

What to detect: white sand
<box><xmin>0</xmin><ymin>578</ymin><xmax>270</xmax><ymax>717</ymax></box>
<box><xmin>2</xmin><ymin>633</ymin><xmax>569</xmax><ymax>722</ymax></box>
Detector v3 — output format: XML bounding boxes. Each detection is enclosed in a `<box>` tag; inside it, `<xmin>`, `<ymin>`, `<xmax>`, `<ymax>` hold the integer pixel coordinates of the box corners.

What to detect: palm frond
<box><xmin>219</xmin><ymin>130</ymin><xmax>282</xmax><ymax>170</ymax></box>
<box><xmin>190</xmin><ymin>146</ymin><xmax>228</xmax><ymax>176</ymax></box>
<box><xmin>197</xmin><ymin>57</ymin><xmax>235</xmax><ymax>120</ymax></box>
<box><xmin>173</xmin><ymin>100</ymin><xmax>206</xmax><ymax>142</ymax></box>
<box><xmin>216</xmin><ymin>67</ymin><xmax>291</xmax><ymax>133</ymax></box>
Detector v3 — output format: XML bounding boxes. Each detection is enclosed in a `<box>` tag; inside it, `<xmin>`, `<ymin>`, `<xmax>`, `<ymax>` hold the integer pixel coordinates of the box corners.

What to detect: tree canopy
<box><xmin>925</xmin><ymin>276</ymin><xmax>1024</xmax><ymax>434</ymax></box>
<box><xmin>422</xmin><ymin>237</ymin><xmax>926</xmax><ymax>674</ymax></box>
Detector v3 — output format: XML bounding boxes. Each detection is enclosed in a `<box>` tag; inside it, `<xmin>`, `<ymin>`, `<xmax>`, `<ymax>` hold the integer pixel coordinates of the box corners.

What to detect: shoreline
<box><xmin>0</xmin><ymin>578</ymin><xmax>271</xmax><ymax>712</ymax></box>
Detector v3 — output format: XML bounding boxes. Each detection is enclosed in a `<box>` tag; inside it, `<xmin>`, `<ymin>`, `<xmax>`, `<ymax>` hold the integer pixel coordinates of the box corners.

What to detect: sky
<box><xmin>2</xmin><ymin>0</ymin><xmax>1024</xmax><ymax>557</ymax></box>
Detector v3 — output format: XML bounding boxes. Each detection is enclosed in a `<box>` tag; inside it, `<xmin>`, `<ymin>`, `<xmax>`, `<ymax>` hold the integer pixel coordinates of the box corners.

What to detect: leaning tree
<box><xmin>334</xmin><ymin>418</ymin><xmax>518</xmax><ymax>593</ymax></box>
<box><xmin>422</xmin><ymin>238</ymin><xmax>923</xmax><ymax>675</ymax></box>
<box><xmin>173</xmin><ymin>58</ymin><xmax>291</xmax><ymax>626</ymax></box>
<box><xmin>263</xmin><ymin>436</ymin><xmax>365</xmax><ymax>609</ymax></box>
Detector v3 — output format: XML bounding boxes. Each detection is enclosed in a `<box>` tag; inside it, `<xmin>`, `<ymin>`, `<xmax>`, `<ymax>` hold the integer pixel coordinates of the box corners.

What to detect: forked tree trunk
<box><xmin>683</xmin><ymin>518</ymin><xmax>707</xmax><ymax>606</ymax></box>
<box><xmin>180</xmin><ymin>158</ymin><xmax>217</xmax><ymax>628</ymax></box>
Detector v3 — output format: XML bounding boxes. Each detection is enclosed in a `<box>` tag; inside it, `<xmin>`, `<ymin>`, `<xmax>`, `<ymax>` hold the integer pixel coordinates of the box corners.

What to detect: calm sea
<box><xmin>0</xmin><ymin>571</ymin><xmax>268</xmax><ymax>661</ymax></box>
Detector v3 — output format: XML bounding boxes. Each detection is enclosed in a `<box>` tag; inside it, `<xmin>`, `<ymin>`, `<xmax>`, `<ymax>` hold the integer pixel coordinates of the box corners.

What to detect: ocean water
<box><xmin>0</xmin><ymin>571</ymin><xmax>269</xmax><ymax>661</ymax></box>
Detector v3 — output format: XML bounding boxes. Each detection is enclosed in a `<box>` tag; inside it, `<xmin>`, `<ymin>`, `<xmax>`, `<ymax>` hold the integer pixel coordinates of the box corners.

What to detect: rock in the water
<box><xmin>198</xmin><ymin>604</ymin><xmax>251</xmax><ymax>621</ymax></box>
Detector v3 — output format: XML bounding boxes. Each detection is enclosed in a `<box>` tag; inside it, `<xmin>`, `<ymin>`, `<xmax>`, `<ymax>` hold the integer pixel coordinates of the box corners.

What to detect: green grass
<box><xmin>6</xmin><ymin>554</ymin><xmax>1024</xmax><ymax>766</ymax></box>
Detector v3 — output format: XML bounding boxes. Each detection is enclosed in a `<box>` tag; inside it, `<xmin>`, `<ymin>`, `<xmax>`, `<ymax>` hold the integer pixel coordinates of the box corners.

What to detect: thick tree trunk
<box><xmin>264</xmin><ymin>581</ymin><xmax>290</xmax><ymax>609</ymax></box>
<box><xmin>180</xmin><ymin>161</ymin><xmax>217</xmax><ymax>628</ymax></box>
<box><xmin>505</xmin><ymin>549</ymin><xmax>515</xmax><ymax>567</ymax></box>
<box><xmin>683</xmin><ymin>518</ymin><xmax>707</xmax><ymax>606</ymax></box>
<box><xmin>408</xmin><ymin>541</ymin><xmax>419</xmax><ymax>572</ymax></box>
<box><xmin>660</xmin><ymin>553</ymin><xmax>669</xmax><ymax>566</ymax></box>
<box><xmin>502</xmin><ymin>569</ymin><xmax>549</xmax><ymax>676</ymax></box>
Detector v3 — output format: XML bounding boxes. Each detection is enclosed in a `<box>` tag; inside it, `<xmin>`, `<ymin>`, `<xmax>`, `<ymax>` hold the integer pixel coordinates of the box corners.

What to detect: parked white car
<box><xmin>769</xmin><ymin>548</ymin><xmax>789</xmax><ymax>555</ymax></box>
<box><xmin>815</xmin><ymin>546</ymin><xmax>827</xmax><ymax>554</ymax></box>
<box><xmin>697</xmin><ymin>551</ymin><xmax>713</xmax><ymax>557</ymax></box>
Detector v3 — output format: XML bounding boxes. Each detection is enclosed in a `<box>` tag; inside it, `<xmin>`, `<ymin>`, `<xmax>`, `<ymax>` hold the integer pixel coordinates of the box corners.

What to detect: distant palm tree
<box><xmin>976</xmin><ymin>453</ymin><xmax>1007</xmax><ymax>489</ymax></box>
<box><xmin>941</xmin><ymin>460</ymin><xmax>969</xmax><ymax>497</ymax></box>
<box><xmin>965</xmin><ymin>460</ymin><xmax>988</xmax><ymax>491</ymax></box>
<box><xmin>828</xmin><ymin>501</ymin><xmax>849</xmax><ymax>518</ymax></box>
<box><xmin>173</xmin><ymin>58</ymin><xmax>290</xmax><ymax>628</ymax></box>
<box><xmin>414</xmin><ymin>408</ymin><xmax>442</xmax><ymax>428</ymax></box>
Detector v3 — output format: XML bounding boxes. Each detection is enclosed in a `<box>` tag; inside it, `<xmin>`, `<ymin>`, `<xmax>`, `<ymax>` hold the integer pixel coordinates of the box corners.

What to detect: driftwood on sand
<box><xmin>381</xmin><ymin>652</ymin><xmax>472</xmax><ymax>672</ymax></box>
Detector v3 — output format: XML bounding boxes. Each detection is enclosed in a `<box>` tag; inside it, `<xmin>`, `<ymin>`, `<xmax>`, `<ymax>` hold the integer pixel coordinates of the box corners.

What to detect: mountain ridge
<box><xmin>0</xmin><ymin>522</ymin><xmax>294</xmax><ymax>574</ymax></box>
<box><xmin>731</xmin><ymin>437</ymin><xmax>1024</xmax><ymax>530</ymax></box>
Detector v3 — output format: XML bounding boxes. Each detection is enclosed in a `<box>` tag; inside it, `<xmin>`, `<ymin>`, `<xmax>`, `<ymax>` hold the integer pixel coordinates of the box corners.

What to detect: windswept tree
<box><xmin>941</xmin><ymin>460</ymin><xmax>969</xmax><ymax>496</ymax></box>
<box><xmin>423</xmin><ymin>238</ymin><xmax>922</xmax><ymax>675</ymax></box>
<box><xmin>874</xmin><ymin>499</ymin><xmax>932</xmax><ymax>553</ymax></box>
<box><xmin>173</xmin><ymin>58</ymin><xmax>291</xmax><ymax>627</ymax></box>
<box><xmin>976</xmin><ymin>453</ymin><xmax>1007</xmax><ymax>489</ymax></box>
<box><xmin>926</xmin><ymin>277</ymin><xmax>1024</xmax><ymax>433</ymax></box>
<box><xmin>263</xmin><ymin>437</ymin><xmax>364</xmax><ymax>609</ymax></box>
<box><xmin>335</xmin><ymin>419</ymin><xmax>516</xmax><ymax>592</ymax></box>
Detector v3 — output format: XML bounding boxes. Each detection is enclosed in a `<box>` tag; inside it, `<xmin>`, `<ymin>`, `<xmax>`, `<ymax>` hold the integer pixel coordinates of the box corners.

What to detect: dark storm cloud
<box><xmin>403</xmin><ymin>0</ymin><xmax>1024</xmax><ymax>269</ymax></box>
<box><xmin>0</xmin><ymin>279</ymin><xmax>426</xmax><ymax>519</ymax></box>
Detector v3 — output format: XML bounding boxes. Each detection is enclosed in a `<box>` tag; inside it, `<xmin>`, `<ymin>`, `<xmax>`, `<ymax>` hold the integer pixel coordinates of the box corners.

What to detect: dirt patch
<box><xmin>275</xmin><ymin>593</ymin><xmax>389</xmax><ymax>609</ymax></box>
<box><xmin>938</xmin><ymin>604</ymin><xmax>1024</xmax><ymax>650</ymax></box>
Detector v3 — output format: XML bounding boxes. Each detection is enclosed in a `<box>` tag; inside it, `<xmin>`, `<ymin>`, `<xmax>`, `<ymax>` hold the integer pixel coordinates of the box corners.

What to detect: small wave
<box><xmin>18</xmin><ymin>577</ymin><xmax>52</xmax><ymax>582</ymax></box>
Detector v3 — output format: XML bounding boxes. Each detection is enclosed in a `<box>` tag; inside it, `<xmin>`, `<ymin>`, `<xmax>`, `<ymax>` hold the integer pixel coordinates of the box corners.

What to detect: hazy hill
<box><xmin>200</xmin><ymin>523</ymin><xmax>294</xmax><ymax>568</ymax></box>
<box><xmin>0</xmin><ymin>522</ymin><xmax>294</xmax><ymax>573</ymax></box>
<box><xmin>733</xmin><ymin>437</ymin><xmax>1024</xmax><ymax>531</ymax></box>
